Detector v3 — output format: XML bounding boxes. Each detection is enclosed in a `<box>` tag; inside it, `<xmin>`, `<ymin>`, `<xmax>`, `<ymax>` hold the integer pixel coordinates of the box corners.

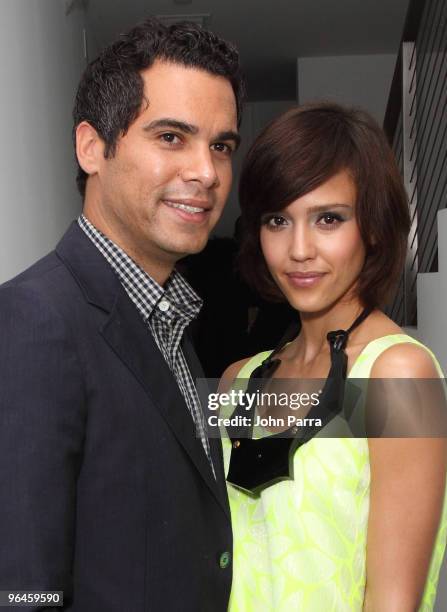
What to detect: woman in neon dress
<box><xmin>221</xmin><ymin>103</ymin><xmax>447</xmax><ymax>611</ymax></box>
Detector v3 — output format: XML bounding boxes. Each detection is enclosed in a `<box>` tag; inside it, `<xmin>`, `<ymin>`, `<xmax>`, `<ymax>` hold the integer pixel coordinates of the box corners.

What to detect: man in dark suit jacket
<box><xmin>0</xmin><ymin>18</ymin><xmax>244</xmax><ymax>611</ymax></box>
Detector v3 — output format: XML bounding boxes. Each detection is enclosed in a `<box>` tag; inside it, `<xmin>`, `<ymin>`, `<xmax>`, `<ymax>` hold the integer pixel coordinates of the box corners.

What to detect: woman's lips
<box><xmin>285</xmin><ymin>272</ymin><xmax>326</xmax><ymax>288</ymax></box>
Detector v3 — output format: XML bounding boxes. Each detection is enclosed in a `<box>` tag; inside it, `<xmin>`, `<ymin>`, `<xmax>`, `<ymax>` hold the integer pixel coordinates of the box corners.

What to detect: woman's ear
<box><xmin>367</xmin><ymin>232</ymin><xmax>378</xmax><ymax>249</ymax></box>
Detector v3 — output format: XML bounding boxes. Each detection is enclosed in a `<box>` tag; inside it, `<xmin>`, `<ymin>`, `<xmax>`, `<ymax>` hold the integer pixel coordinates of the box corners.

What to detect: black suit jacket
<box><xmin>0</xmin><ymin>223</ymin><xmax>232</xmax><ymax>612</ymax></box>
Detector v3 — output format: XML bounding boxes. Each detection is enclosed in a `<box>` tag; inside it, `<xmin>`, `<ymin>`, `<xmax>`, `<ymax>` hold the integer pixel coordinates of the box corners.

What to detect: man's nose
<box><xmin>180</xmin><ymin>146</ymin><xmax>219</xmax><ymax>189</ymax></box>
<box><xmin>289</xmin><ymin>224</ymin><xmax>317</xmax><ymax>261</ymax></box>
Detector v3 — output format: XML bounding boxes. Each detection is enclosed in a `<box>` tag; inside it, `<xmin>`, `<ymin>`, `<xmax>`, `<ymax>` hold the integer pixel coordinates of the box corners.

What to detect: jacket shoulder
<box><xmin>0</xmin><ymin>250</ymin><xmax>78</xmax><ymax>318</ymax></box>
<box><xmin>1</xmin><ymin>250</ymin><xmax>64</xmax><ymax>288</ymax></box>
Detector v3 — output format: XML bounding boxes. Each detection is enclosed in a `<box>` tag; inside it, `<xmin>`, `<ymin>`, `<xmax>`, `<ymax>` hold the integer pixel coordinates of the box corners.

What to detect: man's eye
<box><xmin>212</xmin><ymin>142</ymin><xmax>233</xmax><ymax>155</ymax></box>
<box><xmin>160</xmin><ymin>133</ymin><xmax>181</xmax><ymax>144</ymax></box>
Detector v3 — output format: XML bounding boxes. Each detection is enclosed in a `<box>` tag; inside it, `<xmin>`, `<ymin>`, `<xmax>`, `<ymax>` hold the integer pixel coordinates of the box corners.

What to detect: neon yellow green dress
<box><xmin>223</xmin><ymin>334</ymin><xmax>447</xmax><ymax>611</ymax></box>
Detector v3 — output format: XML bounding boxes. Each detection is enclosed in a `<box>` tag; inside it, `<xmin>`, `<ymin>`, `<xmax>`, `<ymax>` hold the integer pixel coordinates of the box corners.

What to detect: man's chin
<box><xmin>164</xmin><ymin>236</ymin><xmax>209</xmax><ymax>261</ymax></box>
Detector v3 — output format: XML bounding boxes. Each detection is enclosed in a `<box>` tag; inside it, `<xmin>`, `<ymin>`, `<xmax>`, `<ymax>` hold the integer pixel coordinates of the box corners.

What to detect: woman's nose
<box><xmin>288</xmin><ymin>225</ymin><xmax>317</xmax><ymax>262</ymax></box>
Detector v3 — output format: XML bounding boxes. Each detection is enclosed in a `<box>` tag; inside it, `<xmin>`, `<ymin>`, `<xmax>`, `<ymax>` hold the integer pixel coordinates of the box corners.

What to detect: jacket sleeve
<box><xmin>0</xmin><ymin>283</ymin><xmax>85</xmax><ymax>609</ymax></box>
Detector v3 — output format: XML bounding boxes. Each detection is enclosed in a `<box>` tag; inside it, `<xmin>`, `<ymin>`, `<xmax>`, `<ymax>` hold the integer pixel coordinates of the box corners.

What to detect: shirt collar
<box><xmin>78</xmin><ymin>214</ymin><xmax>202</xmax><ymax>323</ymax></box>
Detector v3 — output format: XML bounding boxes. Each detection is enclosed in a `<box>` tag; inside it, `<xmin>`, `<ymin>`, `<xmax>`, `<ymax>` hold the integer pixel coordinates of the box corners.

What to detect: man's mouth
<box><xmin>164</xmin><ymin>201</ymin><xmax>207</xmax><ymax>214</ymax></box>
<box><xmin>162</xmin><ymin>199</ymin><xmax>211</xmax><ymax>224</ymax></box>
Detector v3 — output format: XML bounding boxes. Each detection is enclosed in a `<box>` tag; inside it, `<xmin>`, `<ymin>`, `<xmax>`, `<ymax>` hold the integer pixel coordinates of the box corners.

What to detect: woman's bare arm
<box><xmin>364</xmin><ymin>343</ymin><xmax>447</xmax><ymax>611</ymax></box>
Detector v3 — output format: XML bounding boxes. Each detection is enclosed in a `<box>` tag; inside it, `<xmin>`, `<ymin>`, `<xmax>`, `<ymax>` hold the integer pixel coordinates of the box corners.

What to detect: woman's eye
<box><xmin>263</xmin><ymin>215</ymin><xmax>288</xmax><ymax>228</ymax></box>
<box><xmin>160</xmin><ymin>133</ymin><xmax>181</xmax><ymax>145</ymax></box>
<box><xmin>317</xmin><ymin>212</ymin><xmax>343</xmax><ymax>227</ymax></box>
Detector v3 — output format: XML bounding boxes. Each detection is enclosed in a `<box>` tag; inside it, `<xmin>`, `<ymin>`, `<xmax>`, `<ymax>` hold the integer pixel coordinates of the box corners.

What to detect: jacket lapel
<box><xmin>181</xmin><ymin>331</ymin><xmax>230</xmax><ymax>515</ymax></box>
<box><xmin>56</xmin><ymin>222</ymin><xmax>230</xmax><ymax>520</ymax></box>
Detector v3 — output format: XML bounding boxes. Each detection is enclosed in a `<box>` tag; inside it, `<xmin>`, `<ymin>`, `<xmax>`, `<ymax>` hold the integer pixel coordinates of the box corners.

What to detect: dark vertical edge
<box><xmin>383</xmin><ymin>0</ymin><xmax>429</xmax><ymax>140</ymax></box>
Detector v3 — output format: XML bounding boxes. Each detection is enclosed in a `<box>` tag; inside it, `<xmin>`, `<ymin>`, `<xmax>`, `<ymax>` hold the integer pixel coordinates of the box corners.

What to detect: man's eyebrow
<box><xmin>215</xmin><ymin>130</ymin><xmax>241</xmax><ymax>150</ymax></box>
<box><xmin>306</xmin><ymin>203</ymin><xmax>353</xmax><ymax>214</ymax></box>
<box><xmin>142</xmin><ymin>118</ymin><xmax>199</xmax><ymax>134</ymax></box>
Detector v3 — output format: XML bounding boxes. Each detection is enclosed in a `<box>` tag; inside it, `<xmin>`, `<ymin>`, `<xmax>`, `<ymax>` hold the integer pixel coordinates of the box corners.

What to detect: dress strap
<box><xmin>236</xmin><ymin>351</ymin><xmax>273</xmax><ymax>380</ymax></box>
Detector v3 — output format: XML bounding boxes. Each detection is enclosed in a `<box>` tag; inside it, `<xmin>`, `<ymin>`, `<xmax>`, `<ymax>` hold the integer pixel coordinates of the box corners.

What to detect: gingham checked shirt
<box><xmin>78</xmin><ymin>215</ymin><xmax>214</xmax><ymax>475</ymax></box>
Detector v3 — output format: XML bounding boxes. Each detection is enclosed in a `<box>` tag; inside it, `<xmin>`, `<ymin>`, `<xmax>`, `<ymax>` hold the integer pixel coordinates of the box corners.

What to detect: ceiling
<box><xmin>86</xmin><ymin>0</ymin><xmax>410</xmax><ymax>100</ymax></box>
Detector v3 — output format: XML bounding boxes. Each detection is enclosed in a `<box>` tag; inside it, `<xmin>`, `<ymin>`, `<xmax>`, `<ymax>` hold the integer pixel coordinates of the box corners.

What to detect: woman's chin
<box><xmin>279</xmin><ymin>282</ymin><xmax>360</xmax><ymax>316</ymax></box>
<box><xmin>275</xmin><ymin>277</ymin><xmax>333</xmax><ymax>314</ymax></box>
<box><xmin>285</xmin><ymin>295</ymin><xmax>330</xmax><ymax>314</ymax></box>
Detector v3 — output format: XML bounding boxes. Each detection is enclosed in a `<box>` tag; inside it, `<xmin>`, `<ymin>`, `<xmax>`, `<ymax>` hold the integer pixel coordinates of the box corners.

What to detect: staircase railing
<box><xmin>384</xmin><ymin>0</ymin><xmax>447</xmax><ymax>326</ymax></box>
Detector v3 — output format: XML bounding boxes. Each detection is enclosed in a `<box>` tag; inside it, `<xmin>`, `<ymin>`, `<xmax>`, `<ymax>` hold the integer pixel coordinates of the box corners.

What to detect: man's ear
<box><xmin>75</xmin><ymin>121</ymin><xmax>105</xmax><ymax>177</ymax></box>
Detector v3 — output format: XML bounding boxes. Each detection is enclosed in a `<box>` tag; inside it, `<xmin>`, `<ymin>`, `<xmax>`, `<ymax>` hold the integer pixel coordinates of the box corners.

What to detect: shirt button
<box><xmin>158</xmin><ymin>299</ymin><xmax>170</xmax><ymax>312</ymax></box>
<box><xmin>219</xmin><ymin>551</ymin><xmax>231</xmax><ymax>569</ymax></box>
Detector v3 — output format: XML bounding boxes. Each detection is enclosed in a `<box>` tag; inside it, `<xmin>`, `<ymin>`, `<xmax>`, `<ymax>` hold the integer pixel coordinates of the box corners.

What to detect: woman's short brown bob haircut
<box><xmin>238</xmin><ymin>102</ymin><xmax>410</xmax><ymax>309</ymax></box>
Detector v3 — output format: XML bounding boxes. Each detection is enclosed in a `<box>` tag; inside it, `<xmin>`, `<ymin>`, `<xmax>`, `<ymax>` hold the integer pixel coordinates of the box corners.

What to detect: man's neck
<box><xmin>81</xmin><ymin>211</ymin><xmax>174</xmax><ymax>286</ymax></box>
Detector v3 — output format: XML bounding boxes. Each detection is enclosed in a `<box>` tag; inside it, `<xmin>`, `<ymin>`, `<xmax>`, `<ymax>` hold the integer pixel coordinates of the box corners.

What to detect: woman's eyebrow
<box><xmin>306</xmin><ymin>203</ymin><xmax>353</xmax><ymax>214</ymax></box>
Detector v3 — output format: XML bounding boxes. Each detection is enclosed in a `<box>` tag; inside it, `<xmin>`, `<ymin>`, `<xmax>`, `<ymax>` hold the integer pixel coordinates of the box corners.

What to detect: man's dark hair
<box><xmin>238</xmin><ymin>102</ymin><xmax>410</xmax><ymax>309</ymax></box>
<box><xmin>73</xmin><ymin>17</ymin><xmax>245</xmax><ymax>197</ymax></box>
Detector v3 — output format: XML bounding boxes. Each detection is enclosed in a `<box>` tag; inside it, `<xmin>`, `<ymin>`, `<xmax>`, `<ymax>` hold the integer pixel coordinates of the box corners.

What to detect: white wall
<box><xmin>215</xmin><ymin>99</ymin><xmax>295</xmax><ymax>237</ymax></box>
<box><xmin>0</xmin><ymin>0</ymin><xmax>86</xmax><ymax>283</ymax></box>
<box><xmin>297</xmin><ymin>54</ymin><xmax>397</xmax><ymax>125</ymax></box>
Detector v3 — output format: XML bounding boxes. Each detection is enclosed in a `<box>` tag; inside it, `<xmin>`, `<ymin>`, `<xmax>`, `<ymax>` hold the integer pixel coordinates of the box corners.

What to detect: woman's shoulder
<box><xmin>219</xmin><ymin>351</ymin><xmax>273</xmax><ymax>392</ymax></box>
<box><xmin>370</xmin><ymin>337</ymin><xmax>441</xmax><ymax>378</ymax></box>
<box><xmin>220</xmin><ymin>357</ymin><xmax>252</xmax><ymax>392</ymax></box>
<box><xmin>349</xmin><ymin>310</ymin><xmax>443</xmax><ymax>378</ymax></box>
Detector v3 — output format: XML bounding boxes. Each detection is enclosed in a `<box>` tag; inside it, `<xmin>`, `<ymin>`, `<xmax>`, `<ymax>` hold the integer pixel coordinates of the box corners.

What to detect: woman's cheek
<box><xmin>261</xmin><ymin>230</ymin><xmax>284</xmax><ymax>269</ymax></box>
